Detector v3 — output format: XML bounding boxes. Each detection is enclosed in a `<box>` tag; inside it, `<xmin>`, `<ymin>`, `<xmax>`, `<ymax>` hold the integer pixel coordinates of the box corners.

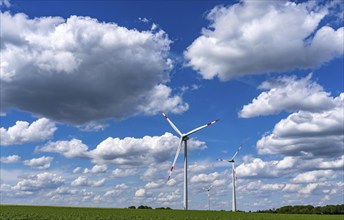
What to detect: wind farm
<box><xmin>1</xmin><ymin>0</ymin><xmax>343</xmax><ymax>218</ymax></box>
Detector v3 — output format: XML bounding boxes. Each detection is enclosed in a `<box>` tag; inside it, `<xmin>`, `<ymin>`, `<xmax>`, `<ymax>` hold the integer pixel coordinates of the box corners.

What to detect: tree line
<box><xmin>128</xmin><ymin>205</ymin><xmax>171</xmax><ymax>210</ymax></box>
<box><xmin>256</xmin><ymin>204</ymin><xmax>344</xmax><ymax>215</ymax></box>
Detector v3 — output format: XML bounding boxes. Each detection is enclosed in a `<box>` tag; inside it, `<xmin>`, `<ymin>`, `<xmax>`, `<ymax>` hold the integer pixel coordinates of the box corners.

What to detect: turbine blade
<box><xmin>185</xmin><ymin>119</ymin><xmax>219</xmax><ymax>136</ymax></box>
<box><xmin>168</xmin><ymin>138</ymin><xmax>183</xmax><ymax>181</ymax></box>
<box><xmin>161</xmin><ymin>111</ymin><xmax>182</xmax><ymax>136</ymax></box>
<box><xmin>231</xmin><ymin>144</ymin><xmax>243</xmax><ymax>161</ymax></box>
<box><xmin>217</xmin><ymin>158</ymin><xmax>231</xmax><ymax>163</ymax></box>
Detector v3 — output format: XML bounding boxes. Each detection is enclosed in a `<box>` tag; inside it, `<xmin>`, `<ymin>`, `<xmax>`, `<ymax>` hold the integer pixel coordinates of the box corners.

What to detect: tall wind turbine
<box><xmin>161</xmin><ymin>112</ymin><xmax>219</xmax><ymax>210</ymax></box>
<box><xmin>218</xmin><ymin>144</ymin><xmax>243</xmax><ymax>212</ymax></box>
<box><xmin>203</xmin><ymin>185</ymin><xmax>213</xmax><ymax>210</ymax></box>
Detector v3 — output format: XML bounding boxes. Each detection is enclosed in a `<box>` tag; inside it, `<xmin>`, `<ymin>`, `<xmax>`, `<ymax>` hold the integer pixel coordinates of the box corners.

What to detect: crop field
<box><xmin>0</xmin><ymin>205</ymin><xmax>343</xmax><ymax>220</ymax></box>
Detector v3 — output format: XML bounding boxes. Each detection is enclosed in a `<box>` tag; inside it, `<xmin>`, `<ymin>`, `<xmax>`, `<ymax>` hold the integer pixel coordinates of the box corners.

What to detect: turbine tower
<box><xmin>218</xmin><ymin>144</ymin><xmax>243</xmax><ymax>212</ymax></box>
<box><xmin>161</xmin><ymin>112</ymin><xmax>219</xmax><ymax>210</ymax></box>
<box><xmin>203</xmin><ymin>185</ymin><xmax>213</xmax><ymax>210</ymax></box>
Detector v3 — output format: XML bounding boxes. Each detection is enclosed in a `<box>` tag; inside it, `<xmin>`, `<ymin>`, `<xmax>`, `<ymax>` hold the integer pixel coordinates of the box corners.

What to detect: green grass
<box><xmin>0</xmin><ymin>205</ymin><xmax>343</xmax><ymax>220</ymax></box>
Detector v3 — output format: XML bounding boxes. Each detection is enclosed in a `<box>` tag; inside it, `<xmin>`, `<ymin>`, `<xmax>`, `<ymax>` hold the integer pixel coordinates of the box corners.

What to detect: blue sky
<box><xmin>0</xmin><ymin>0</ymin><xmax>343</xmax><ymax>211</ymax></box>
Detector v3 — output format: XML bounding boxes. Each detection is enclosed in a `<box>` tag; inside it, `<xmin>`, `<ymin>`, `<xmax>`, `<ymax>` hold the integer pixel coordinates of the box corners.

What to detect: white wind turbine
<box><xmin>218</xmin><ymin>144</ymin><xmax>243</xmax><ymax>212</ymax></box>
<box><xmin>203</xmin><ymin>185</ymin><xmax>213</xmax><ymax>210</ymax></box>
<box><xmin>161</xmin><ymin>112</ymin><xmax>219</xmax><ymax>210</ymax></box>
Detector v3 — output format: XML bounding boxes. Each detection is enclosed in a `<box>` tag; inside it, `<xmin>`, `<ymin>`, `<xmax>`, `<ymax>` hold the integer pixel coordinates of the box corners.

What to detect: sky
<box><xmin>0</xmin><ymin>0</ymin><xmax>343</xmax><ymax>211</ymax></box>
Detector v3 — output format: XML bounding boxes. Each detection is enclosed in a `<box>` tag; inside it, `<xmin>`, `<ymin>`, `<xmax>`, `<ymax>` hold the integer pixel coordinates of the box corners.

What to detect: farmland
<box><xmin>1</xmin><ymin>205</ymin><xmax>343</xmax><ymax>220</ymax></box>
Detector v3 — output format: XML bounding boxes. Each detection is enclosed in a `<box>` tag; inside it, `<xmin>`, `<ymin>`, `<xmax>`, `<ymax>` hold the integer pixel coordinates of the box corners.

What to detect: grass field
<box><xmin>1</xmin><ymin>205</ymin><xmax>343</xmax><ymax>220</ymax></box>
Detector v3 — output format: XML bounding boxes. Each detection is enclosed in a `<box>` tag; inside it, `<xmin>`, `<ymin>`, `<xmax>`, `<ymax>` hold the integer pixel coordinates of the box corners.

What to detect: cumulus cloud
<box><xmin>137</xmin><ymin>84</ymin><xmax>189</xmax><ymax>115</ymax></box>
<box><xmin>293</xmin><ymin>170</ymin><xmax>336</xmax><ymax>183</ymax></box>
<box><xmin>0</xmin><ymin>118</ymin><xmax>56</xmax><ymax>146</ymax></box>
<box><xmin>190</xmin><ymin>172</ymin><xmax>220</xmax><ymax>183</ymax></box>
<box><xmin>83</xmin><ymin>164</ymin><xmax>107</xmax><ymax>174</ymax></box>
<box><xmin>257</xmin><ymin>93</ymin><xmax>343</xmax><ymax>157</ymax></box>
<box><xmin>0</xmin><ymin>155</ymin><xmax>20</xmax><ymax>163</ymax></box>
<box><xmin>71</xmin><ymin>176</ymin><xmax>105</xmax><ymax>187</ymax></box>
<box><xmin>0</xmin><ymin>12</ymin><xmax>187</xmax><ymax>125</ymax></box>
<box><xmin>234</xmin><ymin>154</ymin><xmax>344</xmax><ymax>182</ymax></box>
<box><xmin>23</xmin><ymin>156</ymin><xmax>53</xmax><ymax>170</ymax></box>
<box><xmin>156</xmin><ymin>189</ymin><xmax>181</xmax><ymax>204</ymax></box>
<box><xmin>185</xmin><ymin>1</ymin><xmax>343</xmax><ymax>80</ymax></box>
<box><xmin>104</xmin><ymin>183</ymin><xmax>129</xmax><ymax>197</ymax></box>
<box><xmin>39</xmin><ymin>139</ymin><xmax>89</xmax><ymax>158</ymax></box>
<box><xmin>88</xmin><ymin>132</ymin><xmax>207</xmax><ymax>165</ymax></box>
<box><xmin>13</xmin><ymin>172</ymin><xmax>64</xmax><ymax>192</ymax></box>
<box><xmin>110</xmin><ymin>168</ymin><xmax>137</xmax><ymax>178</ymax></box>
<box><xmin>37</xmin><ymin>133</ymin><xmax>207</xmax><ymax>169</ymax></box>
<box><xmin>135</xmin><ymin>188</ymin><xmax>146</xmax><ymax>197</ymax></box>
<box><xmin>145</xmin><ymin>180</ymin><xmax>164</xmax><ymax>189</ymax></box>
<box><xmin>236</xmin><ymin>157</ymin><xmax>282</xmax><ymax>179</ymax></box>
<box><xmin>239</xmin><ymin>74</ymin><xmax>336</xmax><ymax>118</ymax></box>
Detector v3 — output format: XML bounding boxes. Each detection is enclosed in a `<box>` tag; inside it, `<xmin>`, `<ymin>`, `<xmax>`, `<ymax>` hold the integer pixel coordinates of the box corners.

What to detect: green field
<box><xmin>0</xmin><ymin>205</ymin><xmax>343</xmax><ymax>220</ymax></box>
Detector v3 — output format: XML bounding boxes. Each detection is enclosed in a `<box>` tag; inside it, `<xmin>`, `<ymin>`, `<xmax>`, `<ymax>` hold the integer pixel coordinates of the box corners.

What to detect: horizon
<box><xmin>0</xmin><ymin>0</ymin><xmax>343</xmax><ymax>211</ymax></box>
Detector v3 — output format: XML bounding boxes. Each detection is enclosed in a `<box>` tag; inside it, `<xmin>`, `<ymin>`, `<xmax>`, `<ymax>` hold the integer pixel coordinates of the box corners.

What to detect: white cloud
<box><xmin>189</xmin><ymin>162</ymin><xmax>213</xmax><ymax>173</ymax></box>
<box><xmin>88</xmin><ymin>132</ymin><xmax>206</xmax><ymax>165</ymax></box>
<box><xmin>135</xmin><ymin>188</ymin><xmax>146</xmax><ymax>197</ymax></box>
<box><xmin>23</xmin><ymin>156</ymin><xmax>53</xmax><ymax>170</ymax></box>
<box><xmin>257</xmin><ymin>93</ymin><xmax>343</xmax><ymax>158</ymax></box>
<box><xmin>39</xmin><ymin>138</ymin><xmax>89</xmax><ymax>158</ymax></box>
<box><xmin>137</xmin><ymin>84</ymin><xmax>189</xmax><ymax>115</ymax></box>
<box><xmin>71</xmin><ymin>176</ymin><xmax>105</xmax><ymax>187</ymax></box>
<box><xmin>104</xmin><ymin>183</ymin><xmax>129</xmax><ymax>197</ymax></box>
<box><xmin>282</xmin><ymin>184</ymin><xmax>302</xmax><ymax>193</ymax></box>
<box><xmin>156</xmin><ymin>189</ymin><xmax>181</xmax><ymax>203</ymax></box>
<box><xmin>140</xmin><ymin>164</ymin><xmax>170</xmax><ymax>181</ymax></box>
<box><xmin>72</xmin><ymin>167</ymin><xmax>81</xmax><ymax>174</ymax></box>
<box><xmin>110</xmin><ymin>168</ymin><xmax>137</xmax><ymax>178</ymax></box>
<box><xmin>239</xmin><ymin>74</ymin><xmax>335</xmax><ymax>118</ymax></box>
<box><xmin>0</xmin><ymin>155</ymin><xmax>20</xmax><ymax>163</ymax></box>
<box><xmin>190</xmin><ymin>172</ymin><xmax>220</xmax><ymax>183</ymax></box>
<box><xmin>235</xmin><ymin>157</ymin><xmax>281</xmax><ymax>179</ymax></box>
<box><xmin>298</xmin><ymin>183</ymin><xmax>319</xmax><ymax>194</ymax></box>
<box><xmin>47</xmin><ymin>187</ymin><xmax>78</xmax><ymax>197</ymax></box>
<box><xmin>293</xmin><ymin>170</ymin><xmax>335</xmax><ymax>183</ymax></box>
<box><xmin>38</xmin><ymin>133</ymin><xmax>207</xmax><ymax>170</ymax></box>
<box><xmin>185</xmin><ymin>1</ymin><xmax>343</xmax><ymax>80</ymax></box>
<box><xmin>0</xmin><ymin>12</ymin><xmax>187</xmax><ymax>125</ymax></box>
<box><xmin>0</xmin><ymin>118</ymin><xmax>56</xmax><ymax>146</ymax></box>
<box><xmin>145</xmin><ymin>180</ymin><xmax>164</xmax><ymax>189</ymax></box>
<box><xmin>83</xmin><ymin>164</ymin><xmax>107</xmax><ymax>174</ymax></box>
<box><xmin>13</xmin><ymin>172</ymin><xmax>64</xmax><ymax>192</ymax></box>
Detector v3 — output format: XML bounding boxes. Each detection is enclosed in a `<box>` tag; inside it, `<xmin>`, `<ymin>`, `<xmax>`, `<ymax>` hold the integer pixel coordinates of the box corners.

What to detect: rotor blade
<box><xmin>161</xmin><ymin>111</ymin><xmax>182</xmax><ymax>136</ymax></box>
<box><xmin>217</xmin><ymin>158</ymin><xmax>231</xmax><ymax>163</ymax></box>
<box><xmin>185</xmin><ymin>119</ymin><xmax>219</xmax><ymax>136</ymax></box>
<box><xmin>231</xmin><ymin>144</ymin><xmax>243</xmax><ymax>161</ymax></box>
<box><xmin>168</xmin><ymin>138</ymin><xmax>183</xmax><ymax>181</ymax></box>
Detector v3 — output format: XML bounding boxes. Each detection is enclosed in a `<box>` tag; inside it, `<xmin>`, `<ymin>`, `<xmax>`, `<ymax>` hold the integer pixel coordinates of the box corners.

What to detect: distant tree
<box><xmin>138</xmin><ymin>205</ymin><xmax>152</xmax><ymax>209</ymax></box>
<box><xmin>128</xmin><ymin>206</ymin><xmax>136</xmax><ymax>209</ymax></box>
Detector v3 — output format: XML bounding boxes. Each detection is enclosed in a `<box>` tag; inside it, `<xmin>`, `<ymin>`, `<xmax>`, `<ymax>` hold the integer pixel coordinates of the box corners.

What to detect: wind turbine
<box><xmin>203</xmin><ymin>185</ymin><xmax>213</xmax><ymax>210</ymax></box>
<box><xmin>218</xmin><ymin>144</ymin><xmax>243</xmax><ymax>212</ymax></box>
<box><xmin>161</xmin><ymin>112</ymin><xmax>219</xmax><ymax>210</ymax></box>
